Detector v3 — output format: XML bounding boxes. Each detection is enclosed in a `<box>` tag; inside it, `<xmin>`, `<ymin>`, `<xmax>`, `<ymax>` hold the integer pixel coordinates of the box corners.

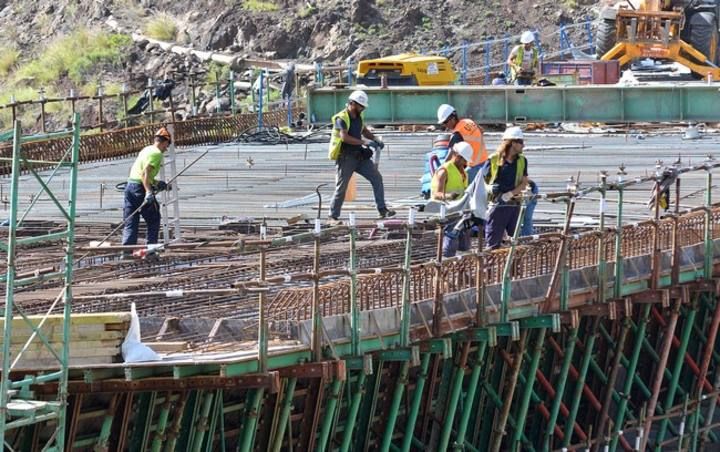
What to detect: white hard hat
<box><xmin>348</xmin><ymin>90</ymin><xmax>369</xmax><ymax>107</ymax></box>
<box><xmin>453</xmin><ymin>142</ymin><xmax>474</xmax><ymax>162</ymax></box>
<box><xmin>502</xmin><ymin>126</ymin><xmax>524</xmax><ymax>141</ymax></box>
<box><xmin>521</xmin><ymin>31</ymin><xmax>535</xmax><ymax>44</ymax></box>
<box><xmin>437</xmin><ymin>104</ymin><xmax>456</xmax><ymax>124</ymax></box>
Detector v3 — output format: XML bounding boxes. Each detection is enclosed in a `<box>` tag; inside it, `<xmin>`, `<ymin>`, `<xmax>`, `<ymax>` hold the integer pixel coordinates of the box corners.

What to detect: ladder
<box><xmin>0</xmin><ymin>114</ymin><xmax>80</xmax><ymax>451</ymax></box>
<box><xmin>159</xmin><ymin>124</ymin><xmax>182</xmax><ymax>244</ymax></box>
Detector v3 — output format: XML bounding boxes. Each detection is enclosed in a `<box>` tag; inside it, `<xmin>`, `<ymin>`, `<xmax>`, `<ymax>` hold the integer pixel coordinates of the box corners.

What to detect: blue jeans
<box><xmin>122</xmin><ymin>182</ymin><xmax>161</xmax><ymax>246</ymax></box>
<box><xmin>329</xmin><ymin>151</ymin><xmax>387</xmax><ymax>218</ymax></box>
<box><xmin>443</xmin><ymin>221</ymin><xmax>472</xmax><ymax>257</ymax></box>
<box><xmin>466</xmin><ymin>164</ymin><xmax>481</xmax><ymax>185</ymax></box>
<box><xmin>521</xmin><ymin>183</ymin><xmax>539</xmax><ymax>236</ymax></box>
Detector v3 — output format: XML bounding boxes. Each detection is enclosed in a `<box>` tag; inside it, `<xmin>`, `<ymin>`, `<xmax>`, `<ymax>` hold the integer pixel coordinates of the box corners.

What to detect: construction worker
<box><xmin>328</xmin><ymin>90</ymin><xmax>395</xmax><ymax>222</ymax></box>
<box><xmin>482</xmin><ymin>126</ymin><xmax>529</xmax><ymax>249</ymax></box>
<box><xmin>122</xmin><ymin>127</ymin><xmax>171</xmax><ymax>247</ymax></box>
<box><xmin>436</xmin><ymin>104</ymin><xmax>488</xmax><ymax>183</ymax></box>
<box><xmin>508</xmin><ymin>31</ymin><xmax>540</xmax><ymax>86</ymax></box>
<box><xmin>432</xmin><ymin>142</ymin><xmax>475</xmax><ymax>256</ymax></box>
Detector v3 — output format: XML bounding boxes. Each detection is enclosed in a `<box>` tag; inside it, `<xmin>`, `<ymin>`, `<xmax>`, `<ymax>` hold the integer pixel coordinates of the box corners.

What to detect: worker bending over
<box><xmin>508</xmin><ymin>31</ymin><xmax>539</xmax><ymax>86</ymax></box>
<box><xmin>483</xmin><ymin>126</ymin><xmax>529</xmax><ymax>249</ymax></box>
<box><xmin>432</xmin><ymin>142</ymin><xmax>474</xmax><ymax>256</ymax></box>
<box><xmin>328</xmin><ymin>90</ymin><xmax>395</xmax><ymax>222</ymax></box>
<box><xmin>122</xmin><ymin>127</ymin><xmax>171</xmax><ymax>247</ymax></box>
<box><xmin>436</xmin><ymin>104</ymin><xmax>487</xmax><ymax>183</ymax></box>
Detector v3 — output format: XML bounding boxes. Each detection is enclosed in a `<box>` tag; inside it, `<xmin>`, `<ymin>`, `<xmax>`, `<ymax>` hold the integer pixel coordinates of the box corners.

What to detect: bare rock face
<box><xmin>351</xmin><ymin>0</ymin><xmax>382</xmax><ymax>27</ymax></box>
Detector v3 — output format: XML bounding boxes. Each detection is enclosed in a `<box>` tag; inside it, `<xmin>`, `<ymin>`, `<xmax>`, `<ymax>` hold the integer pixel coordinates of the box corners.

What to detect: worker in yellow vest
<box><xmin>436</xmin><ymin>104</ymin><xmax>487</xmax><ymax>184</ymax></box>
<box><xmin>327</xmin><ymin>90</ymin><xmax>395</xmax><ymax>223</ymax></box>
<box><xmin>507</xmin><ymin>31</ymin><xmax>539</xmax><ymax>86</ymax></box>
<box><xmin>482</xmin><ymin>126</ymin><xmax>529</xmax><ymax>249</ymax></box>
<box><xmin>432</xmin><ymin>142</ymin><xmax>474</xmax><ymax>256</ymax></box>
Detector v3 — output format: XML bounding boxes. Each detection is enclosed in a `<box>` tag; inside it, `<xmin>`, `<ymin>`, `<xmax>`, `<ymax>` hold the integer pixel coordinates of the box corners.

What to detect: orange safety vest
<box><xmin>453</xmin><ymin>119</ymin><xmax>487</xmax><ymax>167</ymax></box>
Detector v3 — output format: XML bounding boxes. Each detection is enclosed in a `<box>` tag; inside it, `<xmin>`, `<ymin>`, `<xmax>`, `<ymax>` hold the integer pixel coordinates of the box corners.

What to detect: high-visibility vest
<box><xmin>453</xmin><ymin>119</ymin><xmax>487</xmax><ymax>167</ymax></box>
<box><xmin>511</xmin><ymin>45</ymin><xmax>538</xmax><ymax>79</ymax></box>
<box><xmin>328</xmin><ymin>109</ymin><xmax>364</xmax><ymax>160</ymax></box>
<box><xmin>485</xmin><ymin>153</ymin><xmax>526</xmax><ymax>188</ymax></box>
<box><xmin>431</xmin><ymin>161</ymin><xmax>468</xmax><ymax>198</ymax></box>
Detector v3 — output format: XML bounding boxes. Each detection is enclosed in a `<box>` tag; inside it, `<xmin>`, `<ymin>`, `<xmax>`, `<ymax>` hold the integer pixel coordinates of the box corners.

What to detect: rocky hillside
<box><xmin>0</xmin><ymin>0</ymin><xmax>598</xmax><ymax>128</ymax></box>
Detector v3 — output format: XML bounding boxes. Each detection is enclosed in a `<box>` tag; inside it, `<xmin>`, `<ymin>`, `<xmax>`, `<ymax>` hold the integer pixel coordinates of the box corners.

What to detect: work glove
<box><xmin>371</xmin><ymin>140</ymin><xmax>384</xmax><ymax>150</ymax></box>
<box><xmin>362</xmin><ymin>138</ymin><xmax>373</xmax><ymax>147</ymax></box>
<box><xmin>491</xmin><ymin>184</ymin><xmax>501</xmax><ymax>196</ymax></box>
<box><xmin>500</xmin><ymin>192</ymin><xmax>514</xmax><ymax>203</ymax></box>
<box><xmin>144</xmin><ymin>193</ymin><xmax>156</xmax><ymax>205</ymax></box>
<box><xmin>154</xmin><ymin>180</ymin><xmax>171</xmax><ymax>192</ymax></box>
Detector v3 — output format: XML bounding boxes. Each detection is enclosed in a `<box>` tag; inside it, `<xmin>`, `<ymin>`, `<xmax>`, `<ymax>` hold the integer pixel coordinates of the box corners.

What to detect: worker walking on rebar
<box><xmin>327</xmin><ymin>90</ymin><xmax>395</xmax><ymax>222</ymax></box>
<box><xmin>432</xmin><ymin>142</ymin><xmax>476</xmax><ymax>256</ymax></box>
<box><xmin>122</xmin><ymin>127</ymin><xmax>171</xmax><ymax>248</ymax></box>
<box><xmin>508</xmin><ymin>31</ymin><xmax>540</xmax><ymax>86</ymax></box>
<box><xmin>436</xmin><ymin>104</ymin><xmax>488</xmax><ymax>183</ymax></box>
<box><xmin>483</xmin><ymin>126</ymin><xmax>529</xmax><ymax>249</ymax></box>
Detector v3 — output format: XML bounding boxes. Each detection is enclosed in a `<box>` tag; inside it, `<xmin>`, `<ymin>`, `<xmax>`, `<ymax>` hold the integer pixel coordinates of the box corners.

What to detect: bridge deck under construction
<box><xmin>4</xmin><ymin>109</ymin><xmax>720</xmax><ymax>451</ymax></box>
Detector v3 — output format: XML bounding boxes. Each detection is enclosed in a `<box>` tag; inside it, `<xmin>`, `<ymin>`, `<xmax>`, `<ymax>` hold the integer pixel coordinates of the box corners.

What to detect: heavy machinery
<box><xmin>356</xmin><ymin>53</ymin><xmax>457</xmax><ymax>86</ymax></box>
<box><xmin>597</xmin><ymin>0</ymin><xmax>720</xmax><ymax>78</ymax></box>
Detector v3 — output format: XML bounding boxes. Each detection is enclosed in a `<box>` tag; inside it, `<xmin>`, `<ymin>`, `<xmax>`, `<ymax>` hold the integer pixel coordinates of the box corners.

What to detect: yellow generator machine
<box><xmin>597</xmin><ymin>0</ymin><xmax>720</xmax><ymax>79</ymax></box>
<box><xmin>356</xmin><ymin>53</ymin><xmax>457</xmax><ymax>86</ymax></box>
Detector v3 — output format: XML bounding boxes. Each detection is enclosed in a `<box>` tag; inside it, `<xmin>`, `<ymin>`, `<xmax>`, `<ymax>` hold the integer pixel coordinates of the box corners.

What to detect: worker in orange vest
<box><xmin>436</xmin><ymin>104</ymin><xmax>488</xmax><ymax>184</ymax></box>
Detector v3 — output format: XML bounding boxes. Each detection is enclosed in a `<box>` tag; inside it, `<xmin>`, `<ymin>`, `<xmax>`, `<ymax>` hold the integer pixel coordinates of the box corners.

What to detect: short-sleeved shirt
<box><xmin>335</xmin><ymin>114</ymin><xmax>363</xmax><ymax>152</ymax></box>
<box><xmin>482</xmin><ymin>156</ymin><xmax>528</xmax><ymax>193</ymax></box>
<box><xmin>129</xmin><ymin>145</ymin><xmax>163</xmax><ymax>182</ymax></box>
<box><xmin>447</xmin><ymin>131</ymin><xmax>464</xmax><ymax>149</ymax></box>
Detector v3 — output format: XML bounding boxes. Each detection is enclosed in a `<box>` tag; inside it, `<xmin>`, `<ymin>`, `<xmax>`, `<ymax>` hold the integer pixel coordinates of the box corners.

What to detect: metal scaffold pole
<box><xmin>0</xmin><ymin>113</ymin><xmax>80</xmax><ymax>451</ymax></box>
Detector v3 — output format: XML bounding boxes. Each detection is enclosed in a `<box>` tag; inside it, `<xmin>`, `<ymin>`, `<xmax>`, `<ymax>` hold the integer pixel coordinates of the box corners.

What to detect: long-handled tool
<box><xmin>74</xmin><ymin>148</ymin><xmax>211</xmax><ymax>264</ymax></box>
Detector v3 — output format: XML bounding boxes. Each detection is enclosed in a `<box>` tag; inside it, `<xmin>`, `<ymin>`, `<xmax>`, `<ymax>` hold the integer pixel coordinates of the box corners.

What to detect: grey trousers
<box><xmin>329</xmin><ymin>151</ymin><xmax>387</xmax><ymax>218</ymax></box>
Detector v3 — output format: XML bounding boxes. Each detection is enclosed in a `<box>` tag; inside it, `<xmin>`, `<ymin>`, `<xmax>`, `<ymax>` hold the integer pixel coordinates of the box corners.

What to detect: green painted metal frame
<box><xmin>307</xmin><ymin>85</ymin><xmax>720</xmax><ymax>124</ymax></box>
<box><xmin>0</xmin><ymin>115</ymin><xmax>80</xmax><ymax>451</ymax></box>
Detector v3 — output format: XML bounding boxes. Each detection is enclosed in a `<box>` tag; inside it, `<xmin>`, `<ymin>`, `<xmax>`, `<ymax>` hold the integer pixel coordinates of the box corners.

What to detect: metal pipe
<box><xmin>438</xmin><ymin>343</ymin><xmax>470</xmax><ymax>451</ymax></box>
<box><xmin>258</xmin><ymin>247</ymin><xmax>268</xmax><ymax>372</ymax></box>
<box><xmin>237</xmin><ymin>388</ymin><xmax>264</xmax><ymax>452</ymax></box>
<box><xmin>563</xmin><ymin>319</ymin><xmax>599</xmax><ymax>448</ymax></box>
<box><xmin>453</xmin><ymin>341</ymin><xmax>488</xmax><ymax>450</ymax></box>
<box><xmin>640</xmin><ymin>301</ymin><xmax>681</xmax><ymax>451</ymax></box>
<box><xmin>432</xmin><ymin>223</ymin><xmax>444</xmax><ymax>335</ymax></box>
<box><xmin>502</xmin><ymin>201</ymin><xmax>528</xmax><ymax>322</ymax></box>
<box><xmin>609</xmin><ymin>303</ymin><xmax>652</xmax><ymax>451</ymax></box>
<box><xmin>594</xmin><ymin>316</ymin><xmax>631</xmax><ymax>451</ymax></box>
<box><xmin>350</xmin><ymin>216</ymin><xmax>360</xmax><ymax>355</ymax></box>
<box><xmin>270</xmin><ymin>377</ymin><xmax>297</xmax><ymax>452</ymax></box>
<box><xmin>401</xmin><ymin>353</ymin><xmax>431</xmax><ymax>452</ymax></box>
<box><xmin>380</xmin><ymin>361</ymin><xmax>410</xmax><ymax>451</ymax></box>
<box><xmin>545</xmin><ymin>327</ymin><xmax>578</xmax><ymax>445</ymax></box>
<box><xmin>340</xmin><ymin>371</ymin><xmax>367</xmax><ymax>452</ymax></box>
<box><xmin>511</xmin><ymin>328</ymin><xmax>547</xmax><ymax>449</ymax></box>
<box><xmin>400</xmin><ymin>216</ymin><xmax>414</xmax><ymax>347</ymax></box>
<box><xmin>490</xmin><ymin>329</ymin><xmax>528</xmax><ymax>452</ymax></box>
<box><xmin>317</xmin><ymin>378</ymin><xmax>343</xmax><ymax>452</ymax></box>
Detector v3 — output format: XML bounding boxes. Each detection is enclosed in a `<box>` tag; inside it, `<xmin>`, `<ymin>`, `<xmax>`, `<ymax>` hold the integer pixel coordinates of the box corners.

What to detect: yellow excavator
<box><xmin>597</xmin><ymin>0</ymin><xmax>720</xmax><ymax>79</ymax></box>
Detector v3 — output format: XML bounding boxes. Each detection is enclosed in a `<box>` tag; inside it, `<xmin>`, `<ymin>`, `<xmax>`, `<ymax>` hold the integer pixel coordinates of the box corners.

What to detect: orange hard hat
<box><xmin>155</xmin><ymin>126</ymin><xmax>171</xmax><ymax>143</ymax></box>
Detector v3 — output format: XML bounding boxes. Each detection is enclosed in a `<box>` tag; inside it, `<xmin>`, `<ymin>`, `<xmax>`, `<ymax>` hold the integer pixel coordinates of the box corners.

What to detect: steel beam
<box><xmin>307</xmin><ymin>85</ymin><xmax>720</xmax><ymax>124</ymax></box>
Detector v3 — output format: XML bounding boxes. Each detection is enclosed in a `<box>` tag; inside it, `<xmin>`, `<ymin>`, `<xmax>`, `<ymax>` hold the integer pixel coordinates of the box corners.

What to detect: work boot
<box><xmin>378</xmin><ymin>209</ymin><xmax>396</xmax><ymax>219</ymax></box>
<box><xmin>327</xmin><ymin>216</ymin><xmax>343</xmax><ymax>226</ymax></box>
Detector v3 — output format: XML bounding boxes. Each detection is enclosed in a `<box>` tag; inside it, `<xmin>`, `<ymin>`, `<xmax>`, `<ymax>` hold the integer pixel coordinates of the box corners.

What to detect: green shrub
<box><xmin>14</xmin><ymin>29</ymin><xmax>132</xmax><ymax>85</ymax></box>
<box><xmin>243</xmin><ymin>0</ymin><xmax>279</xmax><ymax>12</ymax></box>
<box><xmin>0</xmin><ymin>48</ymin><xmax>19</xmax><ymax>77</ymax></box>
<box><xmin>144</xmin><ymin>13</ymin><xmax>178</xmax><ymax>41</ymax></box>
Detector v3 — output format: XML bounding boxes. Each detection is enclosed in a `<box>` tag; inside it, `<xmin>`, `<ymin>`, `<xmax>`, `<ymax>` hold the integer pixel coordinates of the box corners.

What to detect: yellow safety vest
<box><xmin>485</xmin><ymin>153</ymin><xmax>526</xmax><ymax>187</ymax></box>
<box><xmin>328</xmin><ymin>109</ymin><xmax>364</xmax><ymax>160</ymax></box>
<box><xmin>511</xmin><ymin>45</ymin><xmax>539</xmax><ymax>79</ymax></box>
<box><xmin>453</xmin><ymin>119</ymin><xmax>487</xmax><ymax>167</ymax></box>
<box><xmin>431</xmin><ymin>161</ymin><xmax>468</xmax><ymax>198</ymax></box>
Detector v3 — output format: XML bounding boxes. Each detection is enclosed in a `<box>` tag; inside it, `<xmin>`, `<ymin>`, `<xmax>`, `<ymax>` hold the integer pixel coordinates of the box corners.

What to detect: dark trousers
<box><xmin>443</xmin><ymin>221</ymin><xmax>472</xmax><ymax>257</ymax></box>
<box><xmin>485</xmin><ymin>204</ymin><xmax>520</xmax><ymax>249</ymax></box>
<box><xmin>329</xmin><ymin>151</ymin><xmax>387</xmax><ymax>218</ymax></box>
<box><xmin>122</xmin><ymin>182</ymin><xmax>160</xmax><ymax>246</ymax></box>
